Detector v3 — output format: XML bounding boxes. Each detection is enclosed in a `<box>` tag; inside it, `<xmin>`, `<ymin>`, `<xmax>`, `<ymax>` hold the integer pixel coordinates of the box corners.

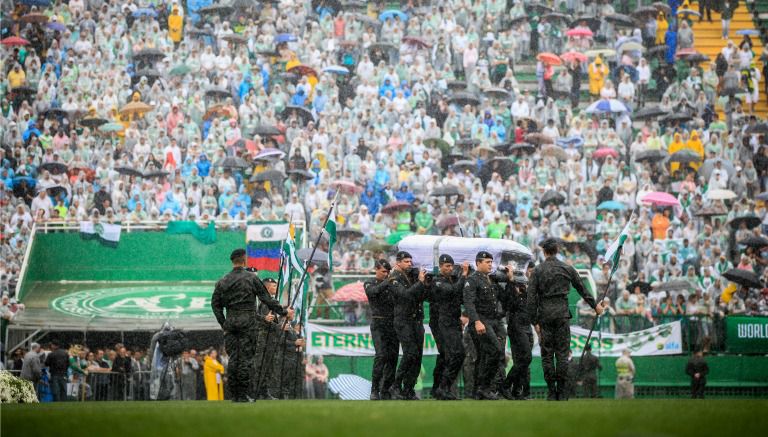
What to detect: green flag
<box><xmin>325</xmin><ymin>204</ymin><xmax>337</xmax><ymax>271</ymax></box>
<box><xmin>604</xmin><ymin>217</ymin><xmax>633</xmax><ymax>275</ymax></box>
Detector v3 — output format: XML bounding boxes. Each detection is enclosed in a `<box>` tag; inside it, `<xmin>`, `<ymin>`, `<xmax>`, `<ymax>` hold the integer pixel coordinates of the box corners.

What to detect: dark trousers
<box><xmin>439</xmin><ymin>322</ymin><xmax>466</xmax><ymax>390</ymax></box>
<box><xmin>699</xmin><ymin>0</ymin><xmax>713</xmax><ymax>21</ymax></box>
<box><xmin>225</xmin><ymin>328</ymin><xmax>256</xmax><ymax>400</ymax></box>
<box><xmin>540</xmin><ymin>318</ymin><xmax>571</xmax><ymax>395</ymax></box>
<box><xmin>429</xmin><ymin>319</ymin><xmax>445</xmax><ymax>396</ymax></box>
<box><xmin>582</xmin><ymin>377</ymin><xmax>599</xmax><ymax>398</ymax></box>
<box><xmin>469</xmin><ymin>317</ymin><xmax>504</xmax><ymax>392</ymax></box>
<box><xmin>51</xmin><ymin>375</ymin><xmax>67</xmax><ymax>402</ymax></box>
<box><xmin>505</xmin><ymin>321</ymin><xmax>533</xmax><ymax>396</ymax></box>
<box><xmin>370</xmin><ymin>318</ymin><xmax>399</xmax><ymax>394</ymax></box>
<box><xmin>691</xmin><ymin>377</ymin><xmax>706</xmax><ymax>399</ymax></box>
<box><xmin>393</xmin><ymin>319</ymin><xmax>424</xmax><ymax>395</ymax></box>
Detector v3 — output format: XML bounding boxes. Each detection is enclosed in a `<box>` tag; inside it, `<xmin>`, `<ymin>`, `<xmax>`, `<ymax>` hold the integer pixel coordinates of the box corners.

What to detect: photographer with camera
<box><xmin>387</xmin><ymin>251</ymin><xmax>429</xmax><ymax>400</ymax></box>
<box><xmin>211</xmin><ymin>249</ymin><xmax>295</xmax><ymax>403</ymax></box>
<box><xmin>463</xmin><ymin>251</ymin><xmax>515</xmax><ymax>400</ymax></box>
<box><xmin>501</xmin><ymin>265</ymin><xmax>534</xmax><ymax>400</ymax></box>
<box><xmin>365</xmin><ymin>259</ymin><xmax>398</xmax><ymax>400</ymax></box>
<box><xmin>429</xmin><ymin>255</ymin><xmax>469</xmax><ymax>400</ymax></box>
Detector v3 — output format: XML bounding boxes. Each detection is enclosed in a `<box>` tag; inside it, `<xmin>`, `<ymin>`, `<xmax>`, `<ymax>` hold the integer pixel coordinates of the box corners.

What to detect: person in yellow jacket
<box><xmin>588</xmin><ymin>56</ymin><xmax>609</xmax><ymax>96</ymax></box>
<box><xmin>686</xmin><ymin>130</ymin><xmax>704</xmax><ymax>160</ymax></box>
<box><xmin>8</xmin><ymin>63</ymin><xmax>26</xmax><ymax>89</ymax></box>
<box><xmin>168</xmin><ymin>6</ymin><xmax>183</xmax><ymax>46</ymax></box>
<box><xmin>656</xmin><ymin>12</ymin><xmax>668</xmax><ymax>45</ymax></box>
<box><xmin>668</xmin><ymin>132</ymin><xmax>686</xmax><ymax>174</ymax></box>
<box><xmin>204</xmin><ymin>349</ymin><xmax>225</xmax><ymax>400</ymax></box>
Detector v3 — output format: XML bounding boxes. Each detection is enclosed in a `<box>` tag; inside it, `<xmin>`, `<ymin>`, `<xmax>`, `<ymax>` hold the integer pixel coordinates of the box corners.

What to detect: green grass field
<box><xmin>3</xmin><ymin>400</ymin><xmax>768</xmax><ymax>437</ymax></box>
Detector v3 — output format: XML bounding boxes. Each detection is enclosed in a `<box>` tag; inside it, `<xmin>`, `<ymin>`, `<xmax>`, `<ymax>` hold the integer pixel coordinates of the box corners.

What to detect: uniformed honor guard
<box><xmin>429</xmin><ymin>254</ymin><xmax>469</xmax><ymax>400</ymax></box>
<box><xmin>463</xmin><ymin>251</ymin><xmax>513</xmax><ymax>400</ymax></box>
<box><xmin>527</xmin><ymin>238</ymin><xmax>605</xmax><ymax>401</ymax></box>
<box><xmin>364</xmin><ymin>259</ymin><xmax>397</xmax><ymax>400</ymax></box>
<box><xmin>388</xmin><ymin>251</ymin><xmax>428</xmax><ymax>400</ymax></box>
<box><xmin>502</xmin><ymin>267</ymin><xmax>534</xmax><ymax>400</ymax></box>
<box><xmin>253</xmin><ymin>277</ymin><xmax>280</xmax><ymax>400</ymax></box>
<box><xmin>211</xmin><ymin>249</ymin><xmax>294</xmax><ymax>402</ymax></box>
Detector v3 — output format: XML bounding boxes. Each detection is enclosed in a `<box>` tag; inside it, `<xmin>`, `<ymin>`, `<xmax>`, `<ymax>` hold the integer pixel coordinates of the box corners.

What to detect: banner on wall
<box><xmin>306</xmin><ymin>321</ymin><xmax>683</xmax><ymax>357</ymax></box>
<box><xmin>726</xmin><ymin>316</ymin><xmax>768</xmax><ymax>354</ymax></box>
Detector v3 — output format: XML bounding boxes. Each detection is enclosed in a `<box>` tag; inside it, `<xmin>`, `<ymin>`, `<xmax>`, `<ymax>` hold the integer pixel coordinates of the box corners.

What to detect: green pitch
<box><xmin>4</xmin><ymin>400</ymin><xmax>767</xmax><ymax>436</ymax></box>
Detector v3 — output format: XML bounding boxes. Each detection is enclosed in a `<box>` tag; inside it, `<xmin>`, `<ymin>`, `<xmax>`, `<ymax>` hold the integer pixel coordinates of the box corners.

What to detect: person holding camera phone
<box><xmin>387</xmin><ymin>251</ymin><xmax>429</xmax><ymax>400</ymax></box>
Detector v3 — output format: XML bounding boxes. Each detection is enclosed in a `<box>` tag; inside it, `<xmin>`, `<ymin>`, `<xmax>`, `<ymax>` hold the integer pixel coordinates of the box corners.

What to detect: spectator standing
<box><xmin>44</xmin><ymin>340</ymin><xmax>69</xmax><ymax>402</ymax></box>
<box><xmin>312</xmin><ymin>355</ymin><xmax>329</xmax><ymax>399</ymax></box>
<box><xmin>180</xmin><ymin>350</ymin><xmax>199</xmax><ymax>400</ymax></box>
<box><xmin>20</xmin><ymin>342</ymin><xmax>42</xmax><ymax>388</ymax></box>
<box><xmin>203</xmin><ymin>349</ymin><xmax>225</xmax><ymax>401</ymax></box>
<box><xmin>686</xmin><ymin>350</ymin><xmax>709</xmax><ymax>399</ymax></box>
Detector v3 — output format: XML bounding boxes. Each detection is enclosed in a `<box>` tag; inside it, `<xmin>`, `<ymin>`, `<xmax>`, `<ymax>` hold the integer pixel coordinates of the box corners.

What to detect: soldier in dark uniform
<box><xmin>463</xmin><ymin>251</ymin><xmax>514</xmax><ymax>400</ymax></box>
<box><xmin>579</xmin><ymin>343</ymin><xmax>602</xmax><ymax>398</ymax></box>
<box><xmin>526</xmin><ymin>239</ymin><xmax>605</xmax><ymax>401</ymax></box>
<box><xmin>276</xmin><ymin>321</ymin><xmax>306</xmax><ymax>399</ymax></box>
<box><xmin>430</xmin><ymin>255</ymin><xmax>469</xmax><ymax>400</ymax></box>
<box><xmin>686</xmin><ymin>350</ymin><xmax>709</xmax><ymax>399</ymax></box>
<box><xmin>364</xmin><ymin>259</ymin><xmax>398</xmax><ymax>400</ymax></box>
<box><xmin>502</xmin><ymin>268</ymin><xmax>534</xmax><ymax>400</ymax></box>
<box><xmin>252</xmin><ymin>278</ymin><xmax>280</xmax><ymax>400</ymax></box>
<box><xmin>211</xmin><ymin>249</ymin><xmax>294</xmax><ymax>402</ymax></box>
<box><xmin>461</xmin><ymin>313</ymin><xmax>477</xmax><ymax>398</ymax></box>
<box><xmin>388</xmin><ymin>251</ymin><xmax>429</xmax><ymax>400</ymax></box>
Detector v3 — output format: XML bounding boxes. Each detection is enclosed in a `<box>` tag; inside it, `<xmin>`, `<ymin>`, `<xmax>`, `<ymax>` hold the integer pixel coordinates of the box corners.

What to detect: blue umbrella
<box><xmin>557</xmin><ymin>136</ymin><xmax>584</xmax><ymax>147</ymax></box>
<box><xmin>12</xmin><ymin>176</ymin><xmax>36</xmax><ymax>189</ymax></box>
<box><xmin>585</xmin><ymin>99</ymin><xmax>630</xmax><ymax>114</ymax></box>
<box><xmin>132</xmin><ymin>8</ymin><xmax>158</xmax><ymax>18</ymax></box>
<box><xmin>736</xmin><ymin>29</ymin><xmax>760</xmax><ymax>36</ymax></box>
<box><xmin>756</xmin><ymin>192</ymin><xmax>768</xmax><ymax>201</ymax></box>
<box><xmin>275</xmin><ymin>33</ymin><xmax>297</xmax><ymax>43</ymax></box>
<box><xmin>378</xmin><ymin>10</ymin><xmax>408</xmax><ymax>22</ymax></box>
<box><xmin>597</xmin><ymin>200</ymin><xmax>627</xmax><ymax>210</ymax></box>
<box><xmin>20</xmin><ymin>0</ymin><xmax>51</xmax><ymax>6</ymax></box>
<box><xmin>322</xmin><ymin>65</ymin><xmax>350</xmax><ymax>75</ymax></box>
<box><xmin>46</xmin><ymin>21</ymin><xmax>66</xmax><ymax>32</ymax></box>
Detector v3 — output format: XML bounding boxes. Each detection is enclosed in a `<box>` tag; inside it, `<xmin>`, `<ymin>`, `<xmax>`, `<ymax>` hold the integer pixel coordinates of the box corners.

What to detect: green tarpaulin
<box><xmin>165</xmin><ymin>221</ymin><xmax>217</xmax><ymax>244</ymax></box>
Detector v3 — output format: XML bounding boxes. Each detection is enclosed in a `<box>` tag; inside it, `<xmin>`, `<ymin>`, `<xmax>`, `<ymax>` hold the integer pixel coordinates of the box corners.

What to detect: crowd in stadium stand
<box><xmin>2</xmin><ymin>0</ymin><xmax>768</xmax><ymax>357</ymax></box>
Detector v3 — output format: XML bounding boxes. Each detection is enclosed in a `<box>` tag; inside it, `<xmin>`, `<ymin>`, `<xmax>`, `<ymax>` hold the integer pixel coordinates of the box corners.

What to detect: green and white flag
<box><xmin>80</xmin><ymin>221</ymin><xmax>121</xmax><ymax>248</ymax></box>
<box><xmin>281</xmin><ymin>238</ymin><xmax>304</xmax><ymax>289</ymax></box>
<box><xmin>325</xmin><ymin>204</ymin><xmax>337</xmax><ymax>271</ymax></box>
<box><xmin>604</xmin><ymin>215</ymin><xmax>634</xmax><ymax>275</ymax></box>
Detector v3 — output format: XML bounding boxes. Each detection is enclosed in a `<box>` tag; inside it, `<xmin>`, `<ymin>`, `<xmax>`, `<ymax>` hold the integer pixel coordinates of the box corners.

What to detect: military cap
<box><xmin>539</xmin><ymin>238</ymin><xmax>560</xmax><ymax>252</ymax></box>
<box><xmin>230</xmin><ymin>248</ymin><xmax>246</xmax><ymax>261</ymax></box>
<box><xmin>263</xmin><ymin>278</ymin><xmax>277</xmax><ymax>284</ymax></box>
<box><xmin>375</xmin><ymin>259</ymin><xmax>392</xmax><ymax>271</ymax></box>
<box><xmin>438</xmin><ymin>254</ymin><xmax>455</xmax><ymax>265</ymax></box>
<box><xmin>475</xmin><ymin>251</ymin><xmax>493</xmax><ymax>261</ymax></box>
<box><xmin>396</xmin><ymin>251</ymin><xmax>413</xmax><ymax>261</ymax></box>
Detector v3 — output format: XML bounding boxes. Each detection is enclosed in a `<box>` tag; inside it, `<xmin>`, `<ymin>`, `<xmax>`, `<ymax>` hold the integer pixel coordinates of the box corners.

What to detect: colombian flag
<box><xmin>246</xmin><ymin>222</ymin><xmax>290</xmax><ymax>272</ymax></box>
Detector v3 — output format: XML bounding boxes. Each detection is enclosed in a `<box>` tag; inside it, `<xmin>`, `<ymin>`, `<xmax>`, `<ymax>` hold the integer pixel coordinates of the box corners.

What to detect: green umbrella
<box><xmin>98</xmin><ymin>122</ymin><xmax>125</xmax><ymax>133</ymax></box>
<box><xmin>169</xmin><ymin>64</ymin><xmax>191</xmax><ymax>76</ymax></box>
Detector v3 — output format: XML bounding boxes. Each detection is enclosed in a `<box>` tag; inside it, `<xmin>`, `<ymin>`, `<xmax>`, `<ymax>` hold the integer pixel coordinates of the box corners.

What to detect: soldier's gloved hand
<box><xmin>475</xmin><ymin>320</ymin><xmax>486</xmax><ymax>334</ymax></box>
<box><xmin>595</xmin><ymin>301</ymin><xmax>607</xmax><ymax>316</ymax></box>
<box><xmin>286</xmin><ymin>307</ymin><xmax>296</xmax><ymax>320</ymax></box>
<box><xmin>295</xmin><ymin>338</ymin><xmax>306</xmax><ymax>347</ymax></box>
<box><xmin>462</xmin><ymin>262</ymin><xmax>470</xmax><ymax>277</ymax></box>
<box><xmin>418</xmin><ymin>270</ymin><xmax>426</xmax><ymax>283</ymax></box>
<box><xmin>534</xmin><ymin>324</ymin><xmax>541</xmax><ymax>340</ymax></box>
<box><xmin>265</xmin><ymin>311</ymin><xmax>275</xmax><ymax>323</ymax></box>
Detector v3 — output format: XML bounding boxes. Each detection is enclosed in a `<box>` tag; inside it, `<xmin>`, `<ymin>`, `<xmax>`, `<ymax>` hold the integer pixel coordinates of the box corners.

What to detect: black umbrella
<box><xmin>627</xmin><ymin>281</ymin><xmax>652</xmax><ymax>294</ymax></box>
<box><xmin>685</xmin><ymin>53</ymin><xmax>710</xmax><ymax>64</ymax></box>
<box><xmin>204</xmin><ymin>87</ymin><xmax>232</xmax><ymax>100</ymax></box>
<box><xmin>451</xmin><ymin>160</ymin><xmax>476</xmax><ymax>173</ymax></box>
<box><xmin>635</xmin><ymin>149</ymin><xmax>668</xmax><ymax>163</ymax></box>
<box><xmin>143</xmin><ymin>170</ymin><xmax>170</xmax><ymax>179</ymax></box>
<box><xmin>569</xmin><ymin>16</ymin><xmax>601</xmax><ymax>32</ymax></box>
<box><xmin>540</xmin><ymin>190</ymin><xmax>566</xmax><ymax>207</ymax></box>
<box><xmin>198</xmin><ymin>4</ymin><xmax>234</xmax><ymax>16</ymax></box>
<box><xmin>281</xmin><ymin>105</ymin><xmax>314</xmax><ymax>125</ymax></box>
<box><xmin>132</xmin><ymin>69</ymin><xmax>161</xmax><ymax>85</ymax></box>
<box><xmin>114</xmin><ymin>166</ymin><xmax>144</xmax><ymax>177</ymax></box>
<box><xmin>633</xmin><ymin>106</ymin><xmax>668</xmax><ymax>120</ymax></box>
<box><xmin>297</xmin><ymin>247</ymin><xmax>329</xmax><ymax>264</ymax></box>
<box><xmin>40</xmin><ymin>107</ymin><xmax>70</xmax><ymax>119</ymax></box>
<box><xmin>729</xmin><ymin>215</ymin><xmax>761</xmax><ymax>230</ymax></box>
<box><xmin>605</xmin><ymin>14</ymin><xmax>637</xmax><ymax>28</ymax></box>
<box><xmin>483</xmin><ymin>157</ymin><xmax>515</xmax><ymax>178</ymax></box>
<box><xmin>506</xmin><ymin>15</ymin><xmax>528</xmax><ymax>28</ymax></box>
<box><xmin>693</xmin><ymin>206</ymin><xmax>727</xmax><ymax>217</ymax></box>
<box><xmin>11</xmin><ymin>86</ymin><xmax>37</xmax><ymax>97</ymax></box>
<box><xmin>287</xmin><ymin>169</ymin><xmax>316</xmax><ymax>181</ymax></box>
<box><xmin>719</xmin><ymin>86</ymin><xmax>747</xmax><ymax>97</ymax></box>
<box><xmin>483</xmin><ymin>88</ymin><xmax>512</xmax><ymax>100</ymax></box>
<box><xmin>655</xmin><ymin>280</ymin><xmax>693</xmax><ymax>292</ymax></box>
<box><xmin>745</xmin><ymin>123</ymin><xmax>768</xmax><ymax>135</ymax></box>
<box><xmin>39</xmin><ymin>162</ymin><xmax>68</xmax><ymax>175</ymax></box>
<box><xmin>543</xmin><ymin>12</ymin><xmax>572</xmax><ymax>23</ymax></box>
<box><xmin>447</xmin><ymin>91</ymin><xmax>481</xmax><ymax>107</ymax></box>
<box><xmin>80</xmin><ymin>117</ymin><xmax>108</xmax><ymax>128</ymax></box>
<box><xmin>668</xmin><ymin>150</ymin><xmax>702</xmax><ymax>164</ymax></box>
<box><xmin>446</xmin><ymin>80</ymin><xmax>467</xmax><ymax>91</ymax></box>
<box><xmin>430</xmin><ymin>186</ymin><xmax>460</xmax><ymax>197</ymax></box>
<box><xmin>222</xmin><ymin>33</ymin><xmax>248</xmax><ymax>45</ymax></box>
<box><xmin>569</xmin><ymin>219</ymin><xmax>599</xmax><ymax>231</ymax></box>
<box><xmin>722</xmin><ymin>269</ymin><xmax>762</xmax><ymax>289</ymax></box>
<box><xmin>337</xmin><ymin>228</ymin><xmax>364</xmax><ymax>240</ymax></box>
<box><xmin>368</xmin><ymin>42</ymin><xmax>396</xmax><ymax>54</ymax></box>
<box><xmin>632</xmin><ymin>6</ymin><xmax>659</xmax><ymax>18</ymax></box>
<box><xmin>133</xmin><ymin>48</ymin><xmax>166</xmax><ymax>63</ymax></box>
<box><xmin>216</xmin><ymin>156</ymin><xmax>251</xmax><ymax>170</ymax></box>
<box><xmin>187</xmin><ymin>27</ymin><xmax>215</xmax><ymax>37</ymax></box>
<box><xmin>739</xmin><ymin>236</ymin><xmax>768</xmax><ymax>248</ymax></box>
<box><xmin>647</xmin><ymin>45</ymin><xmax>668</xmax><ymax>55</ymax></box>
<box><xmin>455</xmin><ymin>138</ymin><xmax>481</xmax><ymax>148</ymax></box>
<box><xmin>526</xmin><ymin>3</ymin><xmax>553</xmax><ymax>14</ymax></box>
<box><xmin>350</xmin><ymin>12</ymin><xmax>380</xmax><ymax>27</ymax></box>
<box><xmin>252</xmin><ymin>124</ymin><xmax>282</xmax><ymax>137</ymax></box>
<box><xmin>250</xmin><ymin>170</ymin><xmax>286</xmax><ymax>182</ymax></box>
<box><xmin>660</xmin><ymin>112</ymin><xmax>693</xmax><ymax>123</ymax></box>
<box><xmin>509</xmin><ymin>143</ymin><xmax>537</xmax><ymax>154</ymax></box>
<box><xmin>42</xmin><ymin>185</ymin><xmax>67</xmax><ymax>199</ymax></box>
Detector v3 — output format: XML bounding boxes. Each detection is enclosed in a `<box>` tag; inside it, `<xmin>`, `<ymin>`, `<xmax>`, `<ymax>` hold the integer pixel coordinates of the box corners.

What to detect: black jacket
<box><xmin>463</xmin><ymin>271</ymin><xmax>504</xmax><ymax>322</ymax></box>
<box><xmin>44</xmin><ymin>349</ymin><xmax>69</xmax><ymax>376</ymax></box>
<box><xmin>365</xmin><ymin>278</ymin><xmax>394</xmax><ymax>319</ymax></box>
<box><xmin>501</xmin><ymin>282</ymin><xmax>531</xmax><ymax>326</ymax></box>
<box><xmin>430</xmin><ymin>273</ymin><xmax>465</xmax><ymax>328</ymax></box>
<box><xmin>686</xmin><ymin>356</ymin><xmax>709</xmax><ymax>380</ymax></box>
<box><xmin>388</xmin><ymin>269</ymin><xmax>427</xmax><ymax>322</ymax></box>
<box><xmin>211</xmin><ymin>267</ymin><xmax>286</xmax><ymax>331</ymax></box>
<box><xmin>527</xmin><ymin>257</ymin><xmax>596</xmax><ymax>324</ymax></box>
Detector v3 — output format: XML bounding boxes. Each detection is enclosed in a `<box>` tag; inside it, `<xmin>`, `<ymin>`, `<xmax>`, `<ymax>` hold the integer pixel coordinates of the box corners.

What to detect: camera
<box><xmin>489</xmin><ymin>266</ymin><xmax>509</xmax><ymax>284</ymax></box>
<box><xmin>407</xmin><ymin>267</ymin><xmax>434</xmax><ymax>285</ymax></box>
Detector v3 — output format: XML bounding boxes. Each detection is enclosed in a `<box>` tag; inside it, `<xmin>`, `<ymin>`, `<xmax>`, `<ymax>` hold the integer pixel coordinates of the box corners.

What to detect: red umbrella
<box><xmin>403</xmin><ymin>36</ymin><xmax>432</xmax><ymax>49</ymax></box>
<box><xmin>1</xmin><ymin>36</ymin><xmax>29</xmax><ymax>46</ymax></box>
<box><xmin>331</xmin><ymin>179</ymin><xmax>361</xmax><ymax>195</ymax></box>
<box><xmin>537</xmin><ymin>52</ymin><xmax>562</xmax><ymax>65</ymax></box>
<box><xmin>560</xmin><ymin>51</ymin><xmax>588</xmax><ymax>63</ymax></box>
<box><xmin>330</xmin><ymin>282</ymin><xmax>368</xmax><ymax>302</ymax></box>
<box><xmin>675</xmin><ymin>47</ymin><xmax>698</xmax><ymax>58</ymax></box>
<box><xmin>641</xmin><ymin>191</ymin><xmax>680</xmax><ymax>207</ymax></box>
<box><xmin>566</xmin><ymin>28</ymin><xmax>593</xmax><ymax>37</ymax></box>
<box><xmin>381</xmin><ymin>201</ymin><xmax>412</xmax><ymax>214</ymax></box>
<box><xmin>593</xmin><ymin>148</ymin><xmax>619</xmax><ymax>159</ymax></box>
<box><xmin>286</xmin><ymin>64</ymin><xmax>318</xmax><ymax>77</ymax></box>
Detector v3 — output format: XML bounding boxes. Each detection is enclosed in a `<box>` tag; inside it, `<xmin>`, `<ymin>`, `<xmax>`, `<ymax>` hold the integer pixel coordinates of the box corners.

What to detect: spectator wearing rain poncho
<box><xmin>360</xmin><ymin>184</ymin><xmax>382</xmax><ymax>216</ymax></box>
<box><xmin>159</xmin><ymin>191</ymin><xmax>182</xmax><ymax>216</ymax></box>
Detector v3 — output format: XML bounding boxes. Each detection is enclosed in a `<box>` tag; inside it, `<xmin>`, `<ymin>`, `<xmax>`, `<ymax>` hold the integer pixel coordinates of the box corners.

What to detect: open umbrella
<box><xmin>585</xmin><ymin>48</ymin><xmax>617</xmax><ymax>58</ymax></box>
<box><xmin>633</xmin><ymin>106</ymin><xmax>668</xmax><ymax>120</ymax></box>
<box><xmin>593</xmin><ymin>148</ymin><xmax>619</xmax><ymax>159</ymax></box>
<box><xmin>525</xmin><ymin>133</ymin><xmax>555</xmax><ymax>145</ymax></box>
<box><xmin>641</xmin><ymin>191</ymin><xmax>680</xmax><ymax>207</ymax></box>
<box><xmin>41</xmin><ymin>185</ymin><xmax>67</xmax><ymax>199</ymax></box>
<box><xmin>337</xmin><ymin>228</ymin><xmax>365</xmax><ymax>240</ymax></box>
<box><xmin>216</xmin><ymin>156</ymin><xmax>251</xmax><ymax>170</ymax></box>
<box><xmin>330</xmin><ymin>282</ymin><xmax>368</xmax><ymax>302</ymax></box>
<box><xmin>287</xmin><ymin>64</ymin><xmax>319</xmax><ymax>77</ymax></box>
<box><xmin>655</xmin><ymin>280</ymin><xmax>692</xmax><ymax>293</ymax></box>
<box><xmin>250</xmin><ymin>169</ymin><xmax>286</xmax><ymax>182</ymax></box>
<box><xmin>437</xmin><ymin>216</ymin><xmax>460</xmax><ymax>230</ymax></box>
<box><xmin>132</xmin><ymin>69</ymin><xmax>161</xmax><ymax>85</ymax></box>
<box><xmin>509</xmin><ymin>143</ymin><xmax>537</xmax><ymax>154</ymax></box>
<box><xmin>430</xmin><ymin>186</ymin><xmax>460</xmax><ymax>197</ymax></box>
<box><xmin>281</xmin><ymin>106</ymin><xmax>314</xmax><ymax>125</ymax></box>
<box><xmin>297</xmin><ymin>248</ymin><xmax>329</xmax><ymax>264</ymax></box>
<box><xmin>402</xmin><ymin>36</ymin><xmax>432</xmax><ymax>49</ymax></box>
<box><xmin>677</xmin><ymin>9</ymin><xmax>701</xmax><ymax>18</ymax></box>
<box><xmin>543</xmin><ymin>12</ymin><xmax>572</xmax><ymax>23</ymax></box>
<box><xmin>1</xmin><ymin>36</ymin><xmax>30</xmax><ymax>46</ymax></box>
<box><xmin>12</xmin><ymin>176</ymin><xmax>36</xmax><ymax>189</ymax></box>
<box><xmin>40</xmin><ymin>107</ymin><xmax>70</xmax><ymax>119</ymax></box>
<box><xmin>585</xmin><ymin>99</ymin><xmax>629</xmax><ymax>114</ymax></box>
<box><xmin>423</xmin><ymin>137</ymin><xmax>450</xmax><ymax>150</ymax></box>
<box><xmin>20</xmin><ymin>13</ymin><xmax>49</xmax><ymax>24</ymax></box>
<box><xmin>526</xmin><ymin>3</ymin><xmax>554</xmax><ymax>14</ymax></box>
<box><xmin>560</xmin><ymin>51</ymin><xmax>588</xmax><ymax>63</ymax></box>
<box><xmin>446</xmin><ymin>80</ymin><xmax>467</xmax><ymax>91</ymax></box>
<box><xmin>729</xmin><ymin>215</ymin><xmax>761</xmax><ymax>230</ymax></box>
<box><xmin>38</xmin><ymin>162</ymin><xmax>68</xmax><ymax>176</ymax></box>
<box><xmin>565</xmin><ymin>28</ymin><xmax>593</xmax><ymax>38</ymax></box>
<box><xmin>540</xmin><ymin>190</ymin><xmax>566</xmax><ymax>207</ymax></box>
<box><xmin>722</xmin><ymin>269</ymin><xmax>762</xmax><ymax>289</ymax></box>
<box><xmin>537</xmin><ymin>52</ymin><xmax>563</xmax><ymax>65</ymax></box>
<box><xmin>736</xmin><ymin>29</ymin><xmax>761</xmax><ymax>36</ymax></box>
<box><xmin>541</xmin><ymin>145</ymin><xmax>568</xmax><ymax>161</ymax></box>
<box><xmin>133</xmin><ymin>48</ymin><xmax>166</xmax><ymax>63</ymax></box>
<box><xmin>471</xmin><ymin>145</ymin><xmax>497</xmax><ymax>156</ymax></box>
<box><xmin>187</xmin><ymin>27</ymin><xmax>215</xmax><ymax>37</ymax></box>
<box><xmin>635</xmin><ymin>149</ymin><xmax>668</xmax><ymax>163</ymax></box>
<box><xmin>694</xmin><ymin>206</ymin><xmax>727</xmax><ymax>217</ymax></box>
<box><xmin>756</xmin><ymin>192</ymin><xmax>768</xmax><ymax>201</ymax></box>
<box><xmin>483</xmin><ymin>157</ymin><xmax>516</xmax><ymax>178</ymax></box>
<box><xmin>451</xmin><ymin>160</ymin><xmax>476</xmax><ymax>173</ymax></box>
<box><xmin>47</xmin><ymin>21</ymin><xmax>66</xmax><ymax>31</ymax></box>
<box><xmin>570</xmin><ymin>16</ymin><xmax>601</xmax><ymax>31</ymax></box>
<box><xmin>253</xmin><ymin>148</ymin><xmax>285</xmax><ymax>161</ymax></box>
<box><xmin>351</xmin><ymin>13</ymin><xmax>380</xmax><ymax>27</ymax></box>
<box><xmin>447</xmin><ymin>91</ymin><xmax>481</xmax><ymax>106</ymax></box>
<box><xmin>252</xmin><ymin>124</ymin><xmax>282</xmax><ymax>137</ymax></box>
<box><xmin>597</xmin><ymin>200</ymin><xmax>627</xmax><ymax>210</ymax></box>
<box><xmin>331</xmin><ymin>180</ymin><xmax>361</xmax><ymax>195</ymax></box>
<box><xmin>119</xmin><ymin>101</ymin><xmax>153</xmax><ymax>116</ymax></box>
<box><xmin>483</xmin><ymin>88</ymin><xmax>512</xmax><ymax>100</ymax></box>
<box><xmin>168</xmin><ymin>64</ymin><xmax>191</xmax><ymax>76</ymax></box>
<box><xmin>606</xmin><ymin>14</ymin><xmax>637</xmax><ymax>27</ymax></box>
<box><xmin>378</xmin><ymin>10</ymin><xmax>408</xmax><ymax>21</ymax></box>
<box><xmin>323</xmin><ymin>65</ymin><xmax>350</xmax><ymax>75</ymax></box>
<box><xmin>114</xmin><ymin>166</ymin><xmax>144</xmax><ymax>177</ymax></box>
<box><xmin>706</xmin><ymin>189</ymin><xmax>737</xmax><ymax>201</ymax></box>
<box><xmin>142</xmin><ymin>170</ymin><xmax>170</xmax><ymax>179</ymax></box>
<box><xmin>618</xmin><ymin>42</ymin><xmax>645</xmax><ymax>52</ymax></box>
<box><xmin>739</xmin><ymin>236</ymin><xmax>768</xmax><ymax>248</ymax></box>
<box><xmin>698</xmin><ymin>158</ymin><xmax>735</xmax><ymax>180</ymax></box>
<box><xmin>627</xmin><ymin>281</ymin><xmax>652</xmax><ymax>294</ymax></box>
<box><xmin>381</xmin><ymin>201</ymin><xmax>411</xmax><ymax>214</ymax></box>
<box><xmin>456</xmin><ymin>138</ymin><xmax>481</xmax><ymax>148</ymax></box>
<box><xmin>204</xmin><ymin>87</ymin><xmax>232</xmax><ymax>100</ymax></box>
<box><xmin>287</xmin><ymin>169</ymin><xmax>315</xmax><ymax>181</ymax></box>
<box><xmin>98</xmin><ymin>122</ymin><xmax>125</xmax><ymax>133</ymax></box>
<box><xmin>222</xmin><ymin>34</ymin><xmax>247</xmax><ymax>45</ymax></box>
<box><xmin>274</xmin><ymin>33</ymin><xmax>298</xmax><ymax>44</ymax></box>
<box><xmin>745</xmin><ymin>123</ymin><xmax>768</xmax><ymax>135</ymax></box>
<box><xmin>685</xmin><ymin>53</ymin><xmax>710</xmax><ymax>64</ymax></box>
<box><xmin>198</xmin><ymin>4</ymin><xmax>234</xmax><ymax>16</ymax></box>
<box><xmin>632</xmin><ymin>6</ymin><xmax>659</xmax><ymax>18</ymax></box>
<box><xmin>668</xmin><ymin>150</ymin><xmax>702</xmax><ymax>164</ymax></box>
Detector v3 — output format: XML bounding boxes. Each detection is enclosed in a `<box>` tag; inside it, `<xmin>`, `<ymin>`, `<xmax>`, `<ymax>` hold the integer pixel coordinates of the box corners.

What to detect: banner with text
<box><xmin>306</xmin><ymin>321</ymin><xmax>683</xmax><ymax>357</ymax></box>
<box><xmin>726</xmin><ymin>316</ymin><xmax>768</xmax><ymax>354</ymax></box>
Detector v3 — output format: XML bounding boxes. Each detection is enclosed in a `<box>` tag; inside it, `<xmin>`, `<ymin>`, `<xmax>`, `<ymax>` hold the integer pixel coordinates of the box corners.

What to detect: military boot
<box><xmin>370</xmin><ymin>389</ymin><xmax>381</xmax><ymax>401</ymax></box>
<box><xmin>389</xmin><ymin>386</ymin><xmax>405</xmax><ymax>400</ymax></box>
<box><xmin>546</xmin><ymin>382</ymin><xmax>558</xmax><ymax>401</ymax></box>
